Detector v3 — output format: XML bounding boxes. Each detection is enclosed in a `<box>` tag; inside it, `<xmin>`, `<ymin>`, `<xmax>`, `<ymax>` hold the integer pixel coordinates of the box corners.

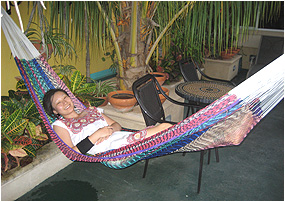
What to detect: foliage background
<box><xmin>1</xmin><ymin>1</ymin><xmax>112</xmax><ymax>96</ymax></box>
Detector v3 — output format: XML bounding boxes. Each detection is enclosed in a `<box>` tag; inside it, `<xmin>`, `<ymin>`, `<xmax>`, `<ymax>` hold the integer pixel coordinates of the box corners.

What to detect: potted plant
<box><xmin>149</xmin><ymin>72</ymin><xmax>168</xmax><ymax>86</ymax></box>
<box><xmin>220</xmin><ymin>47</ymin><xmax>241</xmax><ymax>60</ymax></box>
<box><xmin>159</xmin><ymin>87</ymin><xmax>170</xmax><ymax>104</ymax></box>
<box><xmin>107</xmin><ymin>90</ymin><xmax>137</xmax><ymax>113</ymax></box>
<box><xmin>52</xmin><ymin>64</ymin><xmax>77</xmax><ymax>79</ymax></box>
<box><xmin>25</xmin><ymin>21</ymin><xmax>77</xmax><ymax>61</ymax></box>
<box><xmin>150</xmin><ymin>54</ymin><xmax>181</xmax><ymax>84</ymax></box>
<box><xmin>202</xmin><ymin>45</ymin><xmax>242</xmax><ymax>81</ymax></box>
<box><xmin>62</xmin><ymin>70</ymin><xmax>105</xmax><ymax>107</ymax></box>
<box><xmin>92</xmin><ymin>80</ymin><xmax>117</xmax><ymax>107</ymax></box>
<box><xmin>52</xmin><ymin>64</ymin><xmax>77</xmax><ymax>87</ymax></box>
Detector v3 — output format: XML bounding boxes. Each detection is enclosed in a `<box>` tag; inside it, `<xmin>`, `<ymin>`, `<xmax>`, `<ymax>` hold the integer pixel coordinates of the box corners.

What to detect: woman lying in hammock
<box><xmin>43</xmin><ymin>89</ymin><xmax>172</xmax><ymax>155</ymax></box>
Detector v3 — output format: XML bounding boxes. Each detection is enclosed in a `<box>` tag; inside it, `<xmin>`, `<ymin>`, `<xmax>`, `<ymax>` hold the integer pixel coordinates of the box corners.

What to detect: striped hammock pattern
<box><xmin>2</xmin><ymin>7</ymin><xmax>284</xmax><ymax>169</ymax></box>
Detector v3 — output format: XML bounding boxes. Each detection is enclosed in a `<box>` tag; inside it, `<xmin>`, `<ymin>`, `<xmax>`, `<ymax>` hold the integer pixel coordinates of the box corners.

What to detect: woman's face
<box><xmin>51</xmin><ymin>91</ymin><xmax>74</xmax><ymax>117</ymax></box>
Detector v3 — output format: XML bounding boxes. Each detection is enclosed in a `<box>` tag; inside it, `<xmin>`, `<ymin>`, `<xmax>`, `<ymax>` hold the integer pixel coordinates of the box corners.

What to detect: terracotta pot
<box><xmin>97</xmin><ymin>96</ymin><xmax>108</xmax><ymax>107</ymax></box>
<box><xmin>107</xmin><ymin>90</ymin><xmax>137</xmax><ymax>112</ymax></box>
<box><xmin>159</xmin><ymin>87</ymin><xmax>169</xmax><ymax>104</ymax></box>
<box><xmin>32</xmin><ymin>40</ymin><xmax>53</xmax><ymax>59</ymax></box>
<box><xmin>150</xmin><ymin>72</ymin><xmax>167</xmax><ymax>86</ymax></box>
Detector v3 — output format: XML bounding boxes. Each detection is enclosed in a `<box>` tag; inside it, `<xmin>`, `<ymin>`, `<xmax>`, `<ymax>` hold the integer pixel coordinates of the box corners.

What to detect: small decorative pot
<box><xmin>32</xmin><ymin>40</ymin><xmax>53</xmax><ymax>59</ymax></box>
<box><xmin>159</xmin><ymin>87</ymin><xmax>169</xmax><ymax>104</ymax></box>
<box><xmin>150</xmin><ymin>72</ymin><xmax>167</xmax><ymax>86</ymax></box>
<box><xmin>107</xmin><ymin>90</ymin><xmax>137</xmax><ymax>112</ymax></box>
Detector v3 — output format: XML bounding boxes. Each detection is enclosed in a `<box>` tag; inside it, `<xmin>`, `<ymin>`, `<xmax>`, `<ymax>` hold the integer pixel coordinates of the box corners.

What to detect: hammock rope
<box><xmin>1</xmin><ymin>7</ymin><xmax>284</xmax><ymax>169</ymax></box>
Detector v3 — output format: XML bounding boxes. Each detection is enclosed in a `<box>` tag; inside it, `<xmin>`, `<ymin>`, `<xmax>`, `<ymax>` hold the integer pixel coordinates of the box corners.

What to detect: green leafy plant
<box><xmin>152</xmin><ymin>57</ymin><xmax>181</xmax><ymax>84</ymax></box>
<box><xmin>102</xmin><ymin>50</ymin><xmax>120</xmax><ymax>73</ymax></box>
<box><xmin>45</xmin><ymin>1</ymin><xmax>281</xmax><ymax>89</ymax></box>
<box><xmin>63</xmin><ymin>71</ymin><xmax>105</xmax><ymax>107</ymax></box>
<box><xmin>25</xmin><ymin>21</ymin><xmax>77</xmax><ymax>61</ymax></box>
<box><xmin>92</xmin><ymin>80</ymin><xmax>117</xmax><ymax>97</ymax></box>
<box><xmin>150</xmin><ymin>29</ymin><xmax>188</xmax><ymax>83</ymax></box>
<box><xmin>1</xmin><ymin>92</ymin><xmax>49</xmax><ymax>172</ymax></box>
<box><xmin>52</xmin><ymin>64</ymin><xmax>77</xmax><ymax>79</ymax></box>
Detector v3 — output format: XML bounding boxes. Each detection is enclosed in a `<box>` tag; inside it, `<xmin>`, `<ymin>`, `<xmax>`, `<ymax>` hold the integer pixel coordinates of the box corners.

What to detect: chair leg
<box><xmin>207</xmin><ymin>148</ymin><xmax>220</xmax><ymax>164</ymax></box>
<box><xmin>207</xmin><ymin>149</ymin><xmax>211</xmax><ymax>165</ymax></box>
<box><xmin>186</xmin><ymin>106</ymin><xmax>191</xmax><ymax>117</ymax></box>
<box><xmin>197</xmin><ymin>149</ymin><xmax>219</xmax><ymax>193</ymax></box>
<box><xmin>197</xmin><ymin>150</ymin><xmax>204</xmax><ymax>194</ymax></box>
<box><xmin>142</xmin><ymin>159</ymin><xmax>149</xmax><ymax>178</ymax></box>
<box><xmin>215</xmin><ymin>148</ymin><xmax>220</xmax><ymax>162</ymax></box>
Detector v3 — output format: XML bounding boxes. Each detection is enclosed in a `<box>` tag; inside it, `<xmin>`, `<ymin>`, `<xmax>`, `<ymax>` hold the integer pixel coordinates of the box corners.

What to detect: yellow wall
<box><xmin>1</xmin><ymin>2</ymin><xmax>112</xmax><ymax>96</ymax></box>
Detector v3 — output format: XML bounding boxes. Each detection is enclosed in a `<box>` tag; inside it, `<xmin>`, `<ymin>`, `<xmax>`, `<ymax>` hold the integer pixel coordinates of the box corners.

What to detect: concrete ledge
<box><xmin>1</xmin><ymin>142</ymin><xmax>72</xmax><ymax>201</ymax></box>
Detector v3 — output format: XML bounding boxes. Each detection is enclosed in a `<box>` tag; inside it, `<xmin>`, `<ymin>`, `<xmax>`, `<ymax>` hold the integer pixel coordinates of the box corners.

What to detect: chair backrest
<box><xmin>179</xmin><ymin>58</ymin><xmax>199</xmax><ymax>82</ymax></box>
<box><xmin>132</xmin><ymin>74</ymin><xmax>166</xmax><ymax>126</ymax></box>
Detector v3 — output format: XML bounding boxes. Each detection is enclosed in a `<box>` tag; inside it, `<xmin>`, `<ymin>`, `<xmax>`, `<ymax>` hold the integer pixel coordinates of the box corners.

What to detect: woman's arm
<box><xmin>88</xmin><ymin>113</ymin><xmax>122</xmax><ymax>145</ymax></box>
<box><xmin>53</xmin><ymin>125</ymin><xmax>81</xmax><ymax>153</ymax></box>
<box><xmin>53</xmin><ymin>113</ymin><xmax>122</xmax><ymax>153</ymax></box>
<box><xmin>102</xmin><ymin>113</ymin><xmax>122</xmax><ymax>132</ymax></box>
<box><xmin>53</xmin><ymin>124</ymin><xmax>114</xmax><ymax>153</ymax></box>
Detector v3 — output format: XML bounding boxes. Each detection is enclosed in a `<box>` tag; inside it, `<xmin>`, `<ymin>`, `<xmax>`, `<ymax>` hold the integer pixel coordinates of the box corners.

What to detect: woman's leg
<box><xmin>145</xmin><ymin>123</ymin><xmax>172</xmax><ymax>138</ymax></box>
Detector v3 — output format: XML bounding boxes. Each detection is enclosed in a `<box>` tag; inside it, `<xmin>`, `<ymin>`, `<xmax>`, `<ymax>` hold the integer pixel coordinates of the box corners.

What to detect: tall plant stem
<box><xmin>145</xmin><ymin>1</ymin><xmax>193</xmax><ymax>65</ymax></box>
<box><xmin>24</xmin><ymin>2</ymin><xmax>37</xmax><ymax>35</ymax></box>
<box><xmin>84</xmin><ymin>3</ymin><xmax>91</xmax><ymax>83</ymax></box>
<box><xmin>129</xmin><ymin>2</ymin><xmax>138</xmax><ymax>68</ymax></box>
<box><xmin>96</xmin><ymin>1</ymin><xmax>126</xmax><ymax>90</ymax></box>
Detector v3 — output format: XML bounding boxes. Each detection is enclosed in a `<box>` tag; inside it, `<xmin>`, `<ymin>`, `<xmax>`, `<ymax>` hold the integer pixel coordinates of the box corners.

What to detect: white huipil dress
<box><xmin>52</xmin><ymin>107</ymin><xmax>147</xmax><ymax>155</ymax></box>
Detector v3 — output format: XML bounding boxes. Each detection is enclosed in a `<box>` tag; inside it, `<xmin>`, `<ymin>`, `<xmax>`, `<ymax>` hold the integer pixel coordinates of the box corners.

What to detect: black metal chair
<box><xmin>132</xmin><ymin>74</ymin><xmax>219</xmax><ymax>193</ymax></box>
<box><xmin>179</xmin><ymin>58</ymin><xmax>236</xmax><ymax>86</ymax></box>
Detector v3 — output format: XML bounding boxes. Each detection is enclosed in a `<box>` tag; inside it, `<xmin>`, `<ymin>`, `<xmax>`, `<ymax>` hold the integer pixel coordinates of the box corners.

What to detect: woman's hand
<box><xmin>88</xmin><ymin>125</ymin><xmax>114</xmax><ymax>145</ymax></box>
<box><xmin>102</xmin><ymin>114</ymin><xmax>122</xmax><ymax>132</ymax></box>
<box><xmin>95</xmin><ymin>126</ymin><xmax>114</xmax><ymax>145</ymax></box>
<box><xmin>89</xmin><ymin>113</ymin><xmax>122</xmax><ymax>145</ymax></box>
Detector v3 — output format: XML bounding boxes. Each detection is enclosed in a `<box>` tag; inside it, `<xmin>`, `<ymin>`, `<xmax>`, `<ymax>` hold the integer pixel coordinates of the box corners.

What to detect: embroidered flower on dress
<box><xmin>60</xmin><ymin>107</ymin><xmax>105</xmax><ymax>134</ymax></box>
<box><xmin>127</xmin><ymin>129</ymin><xmax>147</xmax><ymax>144</ymax></box>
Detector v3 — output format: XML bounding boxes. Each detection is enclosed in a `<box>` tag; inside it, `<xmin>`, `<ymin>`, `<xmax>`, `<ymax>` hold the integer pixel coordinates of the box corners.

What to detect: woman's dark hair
<box><xmin>43</xmin><ymin>89</ymin><xmax>69</xmax><ymax>119</ymax></box>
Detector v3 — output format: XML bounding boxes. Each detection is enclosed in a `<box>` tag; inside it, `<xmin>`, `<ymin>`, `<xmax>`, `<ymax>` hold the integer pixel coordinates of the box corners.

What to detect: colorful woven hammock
<box><xmin>2</xmin><ymin>7</ymin><xmax>284</xmax><ymax>169</ymax></box>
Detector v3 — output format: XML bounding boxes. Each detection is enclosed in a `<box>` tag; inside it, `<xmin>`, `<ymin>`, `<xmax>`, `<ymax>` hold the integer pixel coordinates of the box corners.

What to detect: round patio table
<box><xmin>175</xmin><ymin>80</ymin><xmax>234</xmax><ymax>104</ymax></box>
